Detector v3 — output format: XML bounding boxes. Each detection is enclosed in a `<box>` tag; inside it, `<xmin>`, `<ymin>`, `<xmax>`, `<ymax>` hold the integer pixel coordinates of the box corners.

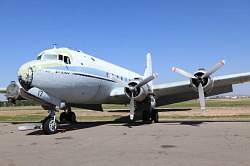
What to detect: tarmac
<box><xmin>0</xmin><ymin>121</ymin><xmax>250</xmax><ymax>166</ymax></box>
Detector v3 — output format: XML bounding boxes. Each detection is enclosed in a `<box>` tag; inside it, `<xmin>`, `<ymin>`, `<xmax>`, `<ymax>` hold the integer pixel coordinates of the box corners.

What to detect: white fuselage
<box><xmin>18</xmin><ymin>48</ymin><xmax>142</xmax><ymax>104</ymax></box>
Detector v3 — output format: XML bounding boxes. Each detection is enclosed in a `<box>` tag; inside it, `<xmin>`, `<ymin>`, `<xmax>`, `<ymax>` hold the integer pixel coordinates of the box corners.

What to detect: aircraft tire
<box><xmin>66</xmin><ymin>112</ymin><xmax>77</xmax><ymax>123</ymax></box>
<box><xmin>142</xmin><ymin>110</ymin><xmax>151</xmax><ymax>123</ymax></box>
<box><xmin>151</xmin><ymin>109</ymin><xmax>159</xmax><ymax>123</ymax></box>
<box><xmin>42</xmin><ymin>117</ymin><xmax>58</xmax><ymax>135</ymax></box>
<box><xmin>59</xmin><ymin>112</ymin><xmax>67</xmax><ymax>123</ymax></box>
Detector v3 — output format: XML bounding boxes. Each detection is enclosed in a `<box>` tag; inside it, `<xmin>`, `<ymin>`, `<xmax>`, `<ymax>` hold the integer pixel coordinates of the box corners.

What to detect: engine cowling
<box><xmin>6</xmin><ymin>81</ymin><xmax>23</xmax><ymax>104</ymax></box>
<box><xmin>124</xmin><ymin>79</ymin><xmax>151</xmax><ymax>102</ymax></box>
<box><xmin>190</xmin><ymin>69</ymin><xmax>214</xmax><ymax>92</ymax></box>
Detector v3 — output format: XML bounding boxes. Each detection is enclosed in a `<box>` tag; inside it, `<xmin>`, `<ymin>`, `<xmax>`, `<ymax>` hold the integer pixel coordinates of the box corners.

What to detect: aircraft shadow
<box><xmin>23</xmin><ymin>115</ymin><xmax>250</xmax><ymax>135</ymax></box>
<box><xmin>107</xmin><ymin>108</ymin><xmax>192</xmax><ymax>113</ymax></box>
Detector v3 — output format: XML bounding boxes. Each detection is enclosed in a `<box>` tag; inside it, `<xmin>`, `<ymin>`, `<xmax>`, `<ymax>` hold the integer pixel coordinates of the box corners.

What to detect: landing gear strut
<box><xmin>59</xmin><ymin>106</ymin><xmax>77</xmax><ymax>123</ymax></box>
<box><xmin>141</xmin><ymin>98</ymin><xmax>159</xmax><ymax>123</ymax></box>
<box><xmin>42</xmin><ymin>109</ymin><xmax>58</xmax><ymax>135</ymax></box>
<box><xmin>151</xmin><ymin>109</ymin><xmax>159</xmax><ymax>123</ymax></box>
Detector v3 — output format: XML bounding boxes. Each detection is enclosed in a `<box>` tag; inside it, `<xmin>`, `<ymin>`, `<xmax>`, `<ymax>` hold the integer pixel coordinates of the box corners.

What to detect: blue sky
<box><xmin>1</xmin><ymin>0</ymin><xmax>250</xmax><ymax>99</ymax></box>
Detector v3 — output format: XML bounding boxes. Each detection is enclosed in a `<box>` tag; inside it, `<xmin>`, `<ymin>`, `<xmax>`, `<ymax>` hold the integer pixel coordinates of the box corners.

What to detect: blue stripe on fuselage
<box><xmin>47</xmin><ymin>66</ymin><xmax>107</xmax><ymax>79</ymax></box>
<box><xmin>46</xmin><ymin>65</ymin><xmax>133</xmax><ymax>83</ymax></box>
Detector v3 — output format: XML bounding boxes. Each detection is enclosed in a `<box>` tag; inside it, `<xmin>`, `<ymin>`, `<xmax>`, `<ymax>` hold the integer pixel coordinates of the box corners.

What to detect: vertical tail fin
<box><xmin>144</xmin><ymin>53</ymin><xmax>153</xmax><ymax>77</ymax></box>
<box><xmin>144</xmin><ymin>53</ymin><xmax>153</xmax><ymax>88</ymax></box>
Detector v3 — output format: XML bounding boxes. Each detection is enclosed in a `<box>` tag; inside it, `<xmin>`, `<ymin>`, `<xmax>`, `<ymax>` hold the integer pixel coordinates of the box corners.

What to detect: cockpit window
<box><xmin>64</xmin><ymin>56</ymin><xmax>71</xmax><ymax>64</ymax></box>
<box><xmin>43</xmin><ymin>54</ymin><xmax>58</xmax><ymax>60</ymax></box>
<box><xmin>37</xmin><ymin>54</ymin><xmax>57</xmax><ymax>60</ymax></box>
<box><xmin>37</xmin><ymin>55</ymin><xmax>42</xmax><ymax>60</ymax></box>
<box><xmin>37</xmin><ymin>53</ymin><xmax>71</xmax><ymax>64</ymax></box>
<box><xmin>58</xmin><ymin>54</ymin><xmax>63</xmax><ymax>61</ymax></box>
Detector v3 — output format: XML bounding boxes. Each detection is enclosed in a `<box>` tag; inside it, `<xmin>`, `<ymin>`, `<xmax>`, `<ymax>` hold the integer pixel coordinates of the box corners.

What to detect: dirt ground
<box><xmin>0</xmin><ymin>106</ymin><xmax>250</xmax><ymax>118</ymax></box>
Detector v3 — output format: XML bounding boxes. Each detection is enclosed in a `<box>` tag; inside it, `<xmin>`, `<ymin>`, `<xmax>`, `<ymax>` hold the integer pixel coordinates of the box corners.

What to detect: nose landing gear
<box><xmin>42</xmin><ymin>110</ymin><xmax>58</xmax><ymax>135</ymax></box>
<box><xmin>41</xmin><ymin>106</ymin><xmax>77</xmax><ymax>135</ymax></box>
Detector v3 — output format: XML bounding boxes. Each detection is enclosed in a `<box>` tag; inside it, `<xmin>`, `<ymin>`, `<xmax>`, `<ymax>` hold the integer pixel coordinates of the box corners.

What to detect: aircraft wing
<box><xmin>154</xmin><ymin>72</ymin><xmax>250</xmax><ymax>106</ymax></box>
<box><xmin>0</xmin><ymin>88</ymin><xmax>7</xmax><ymax>94</ymax></box>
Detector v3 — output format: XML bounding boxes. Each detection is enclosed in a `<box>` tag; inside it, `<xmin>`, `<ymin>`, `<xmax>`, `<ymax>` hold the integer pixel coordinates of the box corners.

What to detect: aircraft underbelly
<box><xmin>32</xmin><ymin>70</ymin><xmax>111</xmax><ymax>103</ymax></box>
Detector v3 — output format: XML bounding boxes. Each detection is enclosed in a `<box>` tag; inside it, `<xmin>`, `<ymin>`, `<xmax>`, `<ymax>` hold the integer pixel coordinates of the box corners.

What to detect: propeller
<box><xmin>134</xmin><ymin>74</ymin><xmax>158</xmax><ymax>89</ymax></box>
<box><xmin>172</xmin><ymin>60</ymin><xmax>226</xmax><ymax>112</ymax></box>
<box><xmin>172</xmin><ymin>67</ymin><xmax>195</xmax><ymax>79</ymax></box>
<box><xmin>111</xmin><ymin>73</ymin><xmax>158</xmax><ymax>120</ymax></box>
<box><xmin>129</xmin><ymin>93</ymin><xmax>135</xmax><ymax>120</ymax></box>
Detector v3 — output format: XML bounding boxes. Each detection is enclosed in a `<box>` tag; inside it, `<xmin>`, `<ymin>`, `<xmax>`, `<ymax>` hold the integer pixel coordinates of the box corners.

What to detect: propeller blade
<box><xmin>129</xmin><ymin>94</ymin><xmax>135</xmax><ymax>120</ymax></box>
<box><xmin>172</xmin><ymin>67</ymin><xmax>195</xmax><ymax>79</ymax></box>
<box><xmin>135</xmin><ymin>73</ymin><xmax>158</xmax><ymax>89</ymax></box>
<box><xmin>198</xmin><ymin>83</ymin><xmax>206</xmax><ymax>112</ymax></box>
<box><xmin>202</xmin><ymin>60</ymin><xmax>226</xmax><ymax>78</ymax></box>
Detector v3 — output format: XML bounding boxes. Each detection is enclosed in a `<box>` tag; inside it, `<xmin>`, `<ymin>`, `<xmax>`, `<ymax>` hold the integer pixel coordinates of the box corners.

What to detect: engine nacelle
<box><xmin>124</xmin><ymin>80</ymin><xmax>151</xmax><ymax>102</ymax></box>
<box><xmin>5</xmin><ymin>81</ymin><xmax>23</xmax><ymax>104</ymax></box>
<box><xmin>190</xmin><ymin>69</ymin><xmax>214</xmax><ymax>92</ymax></box>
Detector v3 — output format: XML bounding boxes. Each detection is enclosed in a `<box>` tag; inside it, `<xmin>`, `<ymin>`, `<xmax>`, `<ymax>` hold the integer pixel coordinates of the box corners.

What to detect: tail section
<box><xmin>144</xmin><ymin>53</ymin><xmax>154</xmax><ymax>87</ymax></box>
<box><xmin>144</xmin><ymin>53</ymin><xmax>153</xmax><ymax>77</ymax></box>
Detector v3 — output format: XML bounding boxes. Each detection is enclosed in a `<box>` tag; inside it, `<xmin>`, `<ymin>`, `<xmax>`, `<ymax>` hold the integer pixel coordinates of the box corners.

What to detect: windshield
<box><xmin>37</xmin><ymin>55</ymin><xmax>42</xmax><ymax>60</ymax></box>
<box><xmin>42</xmin><ymin>54</ymin><xmax>58</xmax><ymax>60</ymax></box>
<box><xmin>36</xmin><ymin>53</ymin><xmax>71</xmax><ymax>64</ymax></box>
<box><xmin>37</xmin><ymin>54</ymin><xmax>58</xmax><ymax>60</ymax></box>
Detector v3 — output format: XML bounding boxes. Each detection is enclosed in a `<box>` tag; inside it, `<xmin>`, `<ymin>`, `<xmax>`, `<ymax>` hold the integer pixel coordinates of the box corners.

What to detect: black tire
<box><xmin>59</xmin><ymin>112</ymin><xmax>67</xmax><ymax>123</ymax></box>
<box><xmin>152</xmin><ymin>109</ymin><xmax>159</xmax><ymax>123</ymax></box>
<box><xmin>66</xmin><ymin>112</ymin><xmax>77</xmax><ymax>123</ymax></box>
<box><xmin>42</xmin><ymin>117</ymin><xmax>58</xmax><ymax>135</ymax></box>
<box><xmin>142</xmin><ymin>110</ymin><xmax>151</xmax><ymax>123</ymax></box>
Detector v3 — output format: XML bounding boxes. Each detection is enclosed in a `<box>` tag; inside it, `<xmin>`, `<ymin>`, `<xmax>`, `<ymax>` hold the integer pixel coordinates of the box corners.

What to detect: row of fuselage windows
<box><xmin>106</xmin><ymin>72</ymin><xmax>132</xmax><ymax>82</ymax></box>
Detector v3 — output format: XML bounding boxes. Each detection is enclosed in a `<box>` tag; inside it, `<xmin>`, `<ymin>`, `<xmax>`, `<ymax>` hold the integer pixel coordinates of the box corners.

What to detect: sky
<box><xmin>1</xmin><ymin>0</ymin><xmax>250</xmax><ymax>100</ymax></box>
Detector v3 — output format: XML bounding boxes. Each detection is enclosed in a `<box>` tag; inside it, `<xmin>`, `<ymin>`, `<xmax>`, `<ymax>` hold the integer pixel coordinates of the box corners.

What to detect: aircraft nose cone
<box><xmin>18</xmin><ymin>63</ymin><xmax>33</xmax><ymax>90</ymax></box>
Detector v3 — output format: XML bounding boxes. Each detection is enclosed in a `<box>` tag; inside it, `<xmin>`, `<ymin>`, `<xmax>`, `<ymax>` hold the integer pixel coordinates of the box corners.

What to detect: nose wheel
<box><xmin>42</xmin><ymin>110</ymin><xmax>58</xmax><ymax>135</ymax></box>
<box><xmin>41</xmin><ymin>106</ymin><xmax>77</xmax><ymax>135</ymax></box>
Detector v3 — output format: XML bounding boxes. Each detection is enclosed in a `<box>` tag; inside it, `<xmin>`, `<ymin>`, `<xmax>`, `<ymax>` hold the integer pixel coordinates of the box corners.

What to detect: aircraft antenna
<box><xmin>52</xmin><ymin>43</ymin><xmax>57</xmax><ymax>49</ymax></box>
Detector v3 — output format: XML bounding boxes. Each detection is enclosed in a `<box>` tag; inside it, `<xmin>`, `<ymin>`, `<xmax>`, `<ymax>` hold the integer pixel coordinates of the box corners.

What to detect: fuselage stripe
<box><xmin>72</xmin><ymin>72</ymin><xmax>116</xmax><ymax>83</ymax></box>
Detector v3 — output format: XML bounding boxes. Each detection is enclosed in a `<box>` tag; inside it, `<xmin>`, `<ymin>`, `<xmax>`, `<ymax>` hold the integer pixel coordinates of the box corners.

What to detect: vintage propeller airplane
<box><xmin>2</xmin><ymin>47</ymin><xmax>250</xmax><ymax>134</ymax></box>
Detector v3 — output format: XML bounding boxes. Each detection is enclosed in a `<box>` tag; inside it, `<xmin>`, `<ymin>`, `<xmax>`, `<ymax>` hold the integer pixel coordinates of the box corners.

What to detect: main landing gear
<box><xmin>140</xmin><ymin>98</ymin><xmax>159</xmax><ymax>123</ymax></box>
<box><xmin>59</xmin><ymin>106</ymin><xmax>77</xmax><ymax>124</ymax></box>
<box><xmin>41</xmin><ymin>106</ymin><xmax>77</xmax><ymax>135</ymax></box>
<box><xmin>142</xmin><ymin>108</ymin><xmax>159</xmax><ymax>123</ymax></box>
